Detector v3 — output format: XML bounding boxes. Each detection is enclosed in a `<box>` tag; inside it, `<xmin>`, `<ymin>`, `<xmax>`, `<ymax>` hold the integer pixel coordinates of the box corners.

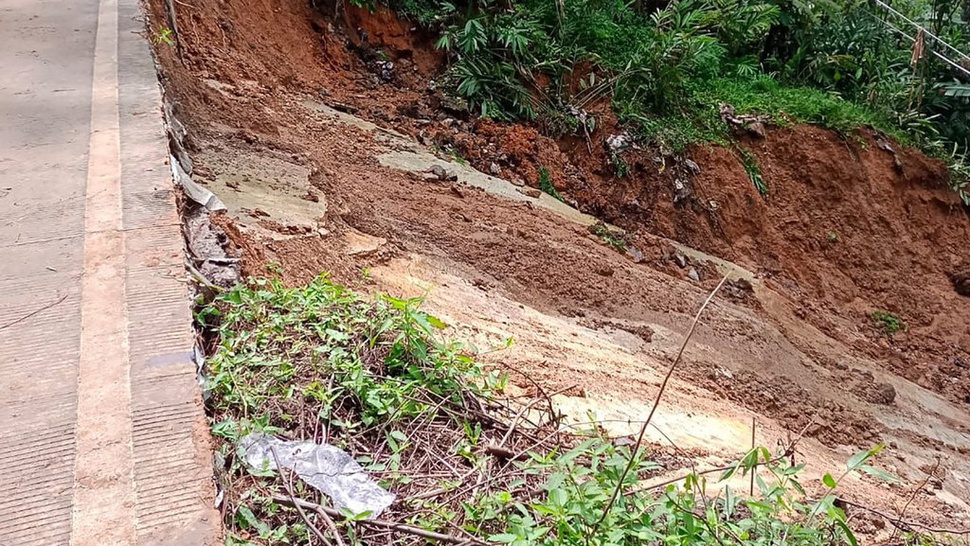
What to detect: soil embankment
<box><xmin>147</xmin><ymin>0</ymin><xmax>970</xmax><ymax>535</ymax></box>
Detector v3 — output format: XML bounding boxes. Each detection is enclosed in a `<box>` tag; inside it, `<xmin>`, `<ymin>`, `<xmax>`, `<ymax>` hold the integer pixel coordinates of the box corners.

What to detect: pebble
<box><xmin>688</xmin><ymin>267</ymin><xmax>700</xmax><ymax>282</ymax></box>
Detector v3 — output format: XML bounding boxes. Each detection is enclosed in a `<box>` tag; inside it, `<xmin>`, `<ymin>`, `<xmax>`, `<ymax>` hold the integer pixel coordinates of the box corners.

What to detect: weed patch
<box><xmin>198</xmin><ymin>275</ymin><xmax>922</xmax><ymax>545</ymax></box>
<box><xmin>589</xmin><ymin>222</ymin><xmax>628</xmax><ymax>251</ymax></box>
<box><xmin>872</xmin><ymin>310</ymin><xmax>906</xmax><ymax>336</ymax></box>
<box><xmin>538</xmin><ymin>166</ymin><xmax>563</xmax><ymax>202</ymax></box>
<box><xmin>739</xmin><ymin>148</ymin><xmax>767</xmax><ymax>196</ymax></box>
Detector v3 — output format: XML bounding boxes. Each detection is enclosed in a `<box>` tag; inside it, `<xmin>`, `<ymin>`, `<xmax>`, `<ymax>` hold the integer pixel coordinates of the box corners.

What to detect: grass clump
<box><xmin>872</xmin><ymin>310</ymin><xmax>906</xmax><ymax>336</ymax></box>
<box><xmin>589</xmin><ymin>221</ymin><xmax>628</xmax><ymax>251</ymax></box>
<box><xmin>538</xmin><ymin>166</ymin><xmax>564</xmax><ymax>202</ymax></box>
<box><xmin>202</xmin><ymin>276</ymin><xmax>494</xmax><ymax>432</ymax></box>
<box><xmin>200</xmin><ymin>275</ymin><xmax>915</xmax><ymax>546</ymax></box>
<box><xmin>739</xmin><ymin>148</ymin><xmax>767</xmax><ymax>196</ymax></box>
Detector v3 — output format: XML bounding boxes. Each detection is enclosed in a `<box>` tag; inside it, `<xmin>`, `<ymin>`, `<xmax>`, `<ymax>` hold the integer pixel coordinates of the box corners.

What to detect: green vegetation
<box><xmin>201</xmin><ymin>276</ymin><xmax>502</xmax><ymax>543</ymax></box>
<box><xmin>739</xmin><ymin>148</ymin><xmax>768</xmax><ymax>195</ymax></box>
<box><xmin>538</xmin><ymin>166</ymin><xmax>564</xmax><ymax>201</ymax></box>
<box><xmin>365</xmin><ymin>0</ymin><xmax>970</xmax><ymax>203</ymax></box>
<box><xmin>200</xmin><ymin>276</ymin><xmax>923</xmax><ymax>546</ymax></box>
<box><xmin>153</xmin><ymin>26</ymin><xmax>175</xmax><ymax>46</ymax></box>
<box><xmin>589</xmin><ymin>221</ymin><xmax>629</xmax><ymax>251</ymax></box>
<box><xmin>872</xmin><ymin>310</ymin><xmax>907</xmax><ymax>335</ymax></box>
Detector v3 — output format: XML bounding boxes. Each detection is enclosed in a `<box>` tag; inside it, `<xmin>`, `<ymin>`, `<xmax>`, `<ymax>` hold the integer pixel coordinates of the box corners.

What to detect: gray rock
<box><xmin>429</xmin><ymin>164</ymin><xmax>447</xmax><ymax>180</ymax></box>
<box><xmin>489</xmin><ymin>162</ymin><xmax>501</xmax><ymax>175</ymax></box>
<box><xmin>871</xmin><ymin>382</ymin><xmax>897</xmax><ymax>405</ymax></box>
<box><xmin>674</xmin><ymin>253</ymin><xmax>688</xmax><ymax>268</ymax></box>
<box><xmin>606</xmin><ymin>133</ymin><xmax>632</xmax><ymax>153</ymax></box>
<box><xmin>747</xmin><ymin>121</ymin><xmax>766</xmax><ymax>138</ymax></box>
<box><xmin>687</xmin><ymin>267</ymin><xmax>700</xmax><ymax>282</ymax></box>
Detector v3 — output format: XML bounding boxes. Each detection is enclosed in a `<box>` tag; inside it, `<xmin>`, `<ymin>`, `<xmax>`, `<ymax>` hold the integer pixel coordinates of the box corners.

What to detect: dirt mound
<box><xmin>147</xmin><ymin>0</ymin><xmax>970</xmax><ymax>531</ymax></box>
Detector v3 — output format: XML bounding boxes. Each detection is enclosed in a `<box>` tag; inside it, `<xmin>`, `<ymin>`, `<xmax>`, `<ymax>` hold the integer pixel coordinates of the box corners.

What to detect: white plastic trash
<box><xmin>239</xmin><ymin>433</ymin><xmax>396</xmax><ymax>518</ymax></box>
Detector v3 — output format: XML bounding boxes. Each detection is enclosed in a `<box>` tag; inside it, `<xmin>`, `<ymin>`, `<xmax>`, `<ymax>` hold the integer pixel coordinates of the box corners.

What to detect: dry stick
<box><xmin>313</xmin><ymin>504</ymin><xmax>346</xmax><ymax>546</ymax></box>
<box><xmin>270</xmin><ymin>447</ymin><xmax>334</xmax><ymax>546</ymax></box>
<box><xmin>887</xmin><ymin>458</ymin><xmax>940</xmax><ymax>544</ymax></box>
<box><xmin>272</xmin><ymin>496</ymin><xmax>490</xmax><ymax>545</ymax></box>
<box><xmin>749</xmin><ymin>417</ymin><xmax>756</xmax><ymax>496</ymax></box>
<box><xmin>412</xmin><ymin>466</ymin><xmax>480</xmax><ymax>500</ymax></box>
<box><xmin>496</xmin><ymin>384</ymin><xmax>576</xmax><ymax>449</ymax></box>
<box><xmin>839</xmin><ymin>498</ymin><xmax>970</xmax><ymax>535</ymax></box>
<box><xmin>631</xmin><ymin>452</ymin><xmax>786</xmax><ymax>494</ymax></box>
<box><xmin>186</xmin><ymin>261</ymin><xmax>223</xmax><ymax>293</ymax></box>
<box><xmin>484</xmin><ymin>385</ymin><xmax>576</xmax><ymax>461</ymax></box>
<box><xmin>494</xmin><ymin>360</ymin><xmax>560</xmax><ymax>427</ymax></box>
<box><xmin>590</xmin><ymin>274</ymin><xmax>731</xmax><ymax>536</ymax></box>
<box><xmin>628</xmin><ymin>417</ymin><xmax>814</xmax><ymax>496</ymax></box>
<box><xmin>0</xmin><ymin>294</ymin><xmax>67</xmax><ymax>330</ymax></box>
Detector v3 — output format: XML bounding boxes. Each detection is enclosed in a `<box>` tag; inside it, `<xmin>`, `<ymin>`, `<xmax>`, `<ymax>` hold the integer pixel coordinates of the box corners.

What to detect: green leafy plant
<box><xmin>872</xmin><ymin>310</ymin><xmax>906</xmax><ymax>335</ymax></box>
<box><xmin>589</xmin><ymin>222</ymin><xmax>628</xmax><ymax>251</ymax></box>
<box><xmin>153</xmin><ymin>26</ymin><xmax>175</xmax><ymax>47</ymax></box>
<box><xmin>538</xmin><ymin>166</ymin><xmax>563</xmax><ymax>201</ymax></box>
<box><xmin>740</xmin><ymin>148</ymin><xmax>768</xmax><ymax>195</ymax></box>
<box><xmin>202</xmin><ymin>275</ymin><xmax>930</xmax><ymax>546</ymax></box>
<box><xmin>378</xmin><ymin>0</ymin><xmax>970</xmax><ymax>202</ymax></box>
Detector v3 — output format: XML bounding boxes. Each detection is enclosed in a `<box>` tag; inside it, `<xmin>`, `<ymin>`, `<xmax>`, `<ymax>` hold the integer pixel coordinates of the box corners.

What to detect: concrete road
<box><xmin>0</xmin><ymin>0</ymin><xmax>216</xmax><ymax>543</ymax></box>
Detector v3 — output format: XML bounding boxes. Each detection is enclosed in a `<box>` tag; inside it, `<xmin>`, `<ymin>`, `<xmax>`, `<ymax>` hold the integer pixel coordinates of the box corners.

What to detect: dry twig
<box><xmin>590</xmin><ymin>274</ymin><xmax>731</xmax><ymax>535</ymax></box>
<box><xmin>888</xmin><ymin>458</ymin><xmax>943</xmax><ymax>543</ymax></box>
<box><xmin>272</xmin><ymin>496</ymin><xmax>492</xmax><ymax>545</ymax></box>
<box><xmin>271</xmin><ymin>446</ymin><xmax>334</xmax><ymax>546</ymax></box>
<box><xmin>840</xmin><ymin>498</ymin><xmax>970</xmax><ymax>536</ymax></box>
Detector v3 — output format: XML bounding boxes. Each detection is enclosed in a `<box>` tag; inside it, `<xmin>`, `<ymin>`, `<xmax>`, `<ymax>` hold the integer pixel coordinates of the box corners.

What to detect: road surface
<box><xmin>0</xmin><ymin>0</ymin><xmax>216</xmax><ymax>543</ymax></box>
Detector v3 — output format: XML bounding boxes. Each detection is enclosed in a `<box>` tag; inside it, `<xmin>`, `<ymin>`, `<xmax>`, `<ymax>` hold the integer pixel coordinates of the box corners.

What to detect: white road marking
<box><xmin>70</xmin><ymin>0</ymin><xmax>137</xmax><ymax>542</ymax></box>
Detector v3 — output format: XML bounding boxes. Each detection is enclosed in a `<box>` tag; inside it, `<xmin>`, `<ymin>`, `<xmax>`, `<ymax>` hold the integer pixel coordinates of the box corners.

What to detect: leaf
<box><xmin>548</xmin><ymin>488</ymin><xmax>569</xmax><ymax>507</ymax></box>
<box><xmin>720</xmin><ymin>463</ymin><xmax>739</xmax><ymax>482</ymax></box>
<box><xmin>823</xmin><ymin>473</ymin><xmax>837</xmax><ymax>488</ymax></box>
<box><xmin>236</xmin><ymin>505</ymin><xmax>268</xmax><ymax>535</ymax></box>
<box><xmin>426</xmin><ymin>314</ymin><xmax>448</xmax><ymax>329</ymax></box>
<box><xmin>944</xmin><ymin>85</ymin><xmax>970</xmax><ymax>97</ymax></box>
<box><xmin>488</xmin><ymin>534</ymin><xmax>519</xmax><ymax>543</ymax></box>
<box><xmin>837</xmin><ymin>519</ymin><xmax>859</xmax><ymax>546</ymax></box>
<box><xmin>858</xmin><ymin>464</ymin><xmax>900</xmax><ymax>483</ymax></box>
<box><xmin>544</xmin><ymin>472</ymin><xmax>567</xmax><ymax>492</ymax></box>
<box><xmin>846</xmin><ymin>449</ymin><xmax>872</xmax><ymax>469</ymax></box>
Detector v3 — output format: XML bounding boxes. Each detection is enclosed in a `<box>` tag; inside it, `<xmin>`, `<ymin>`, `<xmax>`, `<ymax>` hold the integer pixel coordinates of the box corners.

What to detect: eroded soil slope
<box><xmin>147</xmin><ymin>0</ymin><xmax>970</xmax><ymax>534</ymax></box>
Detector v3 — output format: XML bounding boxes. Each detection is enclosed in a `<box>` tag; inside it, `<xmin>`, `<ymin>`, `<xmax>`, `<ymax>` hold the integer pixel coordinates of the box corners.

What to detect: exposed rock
<box><xmin>870</xmin><ymin>382</ymin><xmax>897</xmax><ymax>405</ymax></box>
<box><xmin>747</xmin><ymin>121</ymin><xmax>767</xmax><ymax>138</ymax></box>
<box><xmin>428</xmin><ymin>164</ymin><xmax>447</xmax><ymax>180</ymax></box>
<box><xmin>952</xmin><ymin>270</ymin><xmax>970</xmax><ymax>296</ymax></box>
<box><xmin>605</xmin><ymin>133</ymin><xmax>632</xmax><ymax>153</ymax></box>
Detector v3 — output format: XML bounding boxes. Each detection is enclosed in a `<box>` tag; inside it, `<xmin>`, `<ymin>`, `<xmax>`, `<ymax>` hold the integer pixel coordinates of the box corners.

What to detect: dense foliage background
<box><xmin>361</xmin><ymin>0</ymin><xmax>970</xmax><ymax>201</ymax></box>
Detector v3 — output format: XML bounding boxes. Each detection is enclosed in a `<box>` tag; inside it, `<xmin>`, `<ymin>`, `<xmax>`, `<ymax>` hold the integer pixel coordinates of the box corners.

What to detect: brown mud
<box><xmin>147</xmin><ymin>0</ymin><xmax>970</xmax><ymax>535</ymax></box>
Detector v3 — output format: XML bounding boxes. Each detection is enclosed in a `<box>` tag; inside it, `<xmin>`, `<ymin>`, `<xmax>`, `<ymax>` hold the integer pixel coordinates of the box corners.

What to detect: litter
<box><xmin>171</xmin><ymin>154</ymin><xmax>226</xmax><ymax>211</ymax></box>
<box><xmin>239</xmin><ymin>433</ymin><xmax>396</xmax><ymax>518</ymax></box>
